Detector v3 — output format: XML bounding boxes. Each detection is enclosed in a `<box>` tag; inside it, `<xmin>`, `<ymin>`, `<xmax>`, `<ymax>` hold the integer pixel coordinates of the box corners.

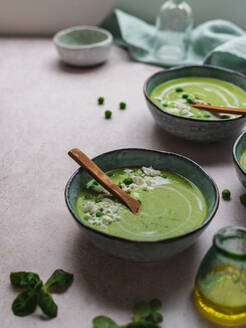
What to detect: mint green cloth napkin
<box><xmin>102</xmin><ymin>9</ymin><xmax>246</xmax><ymax>73</ymax></box>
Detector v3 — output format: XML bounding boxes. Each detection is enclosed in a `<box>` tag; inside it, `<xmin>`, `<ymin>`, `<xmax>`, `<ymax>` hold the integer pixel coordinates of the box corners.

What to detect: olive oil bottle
<box><xmin>194</xmin><ymin>226</ymin><xmax>246</xmax><ymax>326</ymax></box>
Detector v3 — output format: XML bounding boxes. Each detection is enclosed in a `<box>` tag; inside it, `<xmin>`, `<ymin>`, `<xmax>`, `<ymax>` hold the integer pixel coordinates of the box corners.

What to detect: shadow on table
<box><xmin>150</xmin><ymin>124</ymin><xmax>236</xmax><ymax>167</ymax></box>
<box><xmin>48</xmin><ymin>58</ymin><xmax>109</xmax><ymax>75</ymax></box>
<box><xmin>70</xmin><ymin>231</ymin><xmax>203</xmax><ymax>313</ymax></box>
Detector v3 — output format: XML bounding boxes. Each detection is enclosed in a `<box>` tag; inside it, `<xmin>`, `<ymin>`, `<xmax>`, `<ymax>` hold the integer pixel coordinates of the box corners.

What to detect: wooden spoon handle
<box><xmin>68</xmin><ymin>148</ymin><xmax>140</xmax><ymax>214</ymax></box>
<box><xmin>192</xmin><ymin>103</ymin><xmax>246</xmax><ymax>115</ymax></box>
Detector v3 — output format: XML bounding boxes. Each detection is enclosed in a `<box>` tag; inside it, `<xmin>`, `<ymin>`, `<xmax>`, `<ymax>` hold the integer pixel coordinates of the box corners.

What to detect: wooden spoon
<box><xmin>191</xmin><ymin>103</ymin><xmax>246</xmax><ymax>116</ymax></box>
<box><xmin>68</xmin><ymin>148</ymin><xmax>140</xmax><ymax>215</ymax></box>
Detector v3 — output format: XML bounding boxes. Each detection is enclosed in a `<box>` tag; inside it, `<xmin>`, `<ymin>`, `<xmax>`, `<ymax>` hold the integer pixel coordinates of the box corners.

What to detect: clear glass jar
<box><xmin>154</xmin><ymin>0</ymin><xmax>193</xmax><ymax>62</ymax></box>
<box><xmin>194</xmin><ymin>226</ymin><xmax>246</xmax><ymax>326</ymax></box>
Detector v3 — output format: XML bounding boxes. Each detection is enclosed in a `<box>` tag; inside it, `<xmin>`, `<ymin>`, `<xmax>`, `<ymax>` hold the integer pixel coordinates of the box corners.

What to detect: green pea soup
<box><xmin>75</xmin><ymin>167</ymin><xmax>207</xmax><ymax>241</ymax></box>
<box><xmin>240</xmin><ymin>149</ymin><xmax>246</xmax><ymax>171</ymax></box>
<box><xmin>150</xmin><ymin>77</ymin><xmax>246</xmax><ymax>120</ymax></box>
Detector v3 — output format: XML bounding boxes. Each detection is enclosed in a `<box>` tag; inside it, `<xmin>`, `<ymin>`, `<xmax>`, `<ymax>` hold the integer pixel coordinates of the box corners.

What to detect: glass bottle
<box><xmin>154</xmin><ymin>0</ymin><xmax>193</xmax><ymax>62</ymax></box>
<box><xmin>194</xmin><ymin>226</ymin><xmax>246</xmax><ymax>326</ymax></box>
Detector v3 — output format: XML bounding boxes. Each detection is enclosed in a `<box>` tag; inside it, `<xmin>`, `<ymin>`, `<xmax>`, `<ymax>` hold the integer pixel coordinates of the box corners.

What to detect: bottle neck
<box><xmin>171</xmin><ymin>0</ymin><xmax>184</xmax><ymax>4</ymax></box>
<box><xmin>213</xmin><ymin>226</ymin><xmax>246</xmax><ymax>260</ymax></box>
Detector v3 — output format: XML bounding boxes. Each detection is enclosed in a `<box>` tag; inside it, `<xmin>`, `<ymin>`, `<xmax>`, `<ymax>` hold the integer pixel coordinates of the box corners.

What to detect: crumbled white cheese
<box><xmin>133</xmin><ymin>192</ymin><xmax>140</xmax><ymax>199</ymax></box>
<box><xmin>181</xmin><ymin>109</ymin><xmax>193</xmax><ymax>118</ymax></box>
<box><xmin>83</xmin><ymin>201</ymin><xmax>96</xmax><ymax>213</ymax></box>
<box><xmin>152</xmin><ymin>176</ymin><xmax>169</xmax><ymax>186</ymax></box>
<box><xmin>142</xmin><ymin>166</ymin><xmax>161</xmax><ymax>177</ymax></box>
<box><xmin>132</xmin><ymin>176</ymin><xmax>144</xmax><ymax>185</ymax></box>
<box><xmin>166</xmin><ymin>107</ymin><xmax>180</xmax><ymax>114</ymax></box>
<box><xmin>83</xmin><ymin>167</ymin><xmax>170</xmax><ymax>227</ymax></box>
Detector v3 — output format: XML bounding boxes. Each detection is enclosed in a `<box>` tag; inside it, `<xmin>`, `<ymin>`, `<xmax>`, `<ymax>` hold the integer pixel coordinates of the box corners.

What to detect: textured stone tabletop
<box><xmin>1</xmin><ymin>38</ymin><xmax>246</xmax><ymax>328</ymax></box>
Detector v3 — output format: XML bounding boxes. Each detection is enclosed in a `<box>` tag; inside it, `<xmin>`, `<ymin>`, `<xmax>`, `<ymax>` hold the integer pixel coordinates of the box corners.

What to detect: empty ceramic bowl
<box><xmin>144</xmin><ymin>65</ymin><xmax>246</xmax><ymax>142</ymax></box>
<box><xmin>65</xmin><ymin>148</ymin><xmax>219</xmax><ymax>261</ymax></box>
<box><xmin>53</xmin><ymin>25</ymin><xmax>113</xmax><ymax>66</ymax></box>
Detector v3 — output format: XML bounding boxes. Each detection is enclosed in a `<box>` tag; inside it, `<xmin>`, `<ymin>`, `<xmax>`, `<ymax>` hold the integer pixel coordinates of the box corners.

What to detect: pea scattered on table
<box><xmin>98</xmin><ymin>97</ymin><xmax>104</xmax><ymax>105</ymax></box>
<box><xmin>222</xmin><ymin>189</ymin><xmax>231</xmax><ymax>200</ymax></box>
<box><xmin>240</xmin><ymin>194</ymin><xmax>246</xmax><ymax>205</ymax></box>
<box><xmin>105</xmin><ymin>110</ymin><xmax>112</xmax><ymax>119</ymax></box>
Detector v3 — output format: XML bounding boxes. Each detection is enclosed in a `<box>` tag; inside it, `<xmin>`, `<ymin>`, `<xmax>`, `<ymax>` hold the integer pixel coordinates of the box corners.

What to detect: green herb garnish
<box><xmin>84</xmin><ymin>194</ymin><xmax>92</xmax><ymax>200</ymax></box>
<box><xmin>203</xmin><ymin>114</ymin><xmax>211</xmax><ymax>118</ymax></box>
<box><xmin>222</xmin><ymin>189</ymin><xmax>231</xmax><ymax>200</ymax></box>
<box><xmin>161</xmin><ymin>174</ymin><xmax>168</xmax><ymax>179</ymax></box>
<box><xmin>176</xmin><ymin>88</ymin><xmax>183</xmax><ymax>93</ymax></box>
<box><xmin>105</xmin><ymin>110</ymin><xmax>112</xmax><ymax>119</ymax></box>
<box><xmin>240</xmin><ymin>194</ymin><xmax>246</xmax><ymax>205</ymax></box>
<box><xmin>162</xmin><ymin>104</ymin><xmax>168</xmax><ymax>107</ymax></box>
<box><xmin>107</xmin><ymin>172</ymin><xmax>114</xmax><ymax>177</ymax></box>
<box><xmin>182</xmin><ymin>94</ymin><xmax>189</xmax><ymax>99</ymax></box>
<box><xmin>96</xmin><ymin>212</ymin><xmax>103</xmax><ymax>217</ymax></box>
<box><xmin>95</xmin><ymin>199</ymin><xmax>102</xmax><ymax>203</ymax></box>
<box><xmin>221</xmin><ymin>115</ymin><xmax>231</xmax><ymax>119</ymax></box>
<box><xmin>186</xmin><ymin>98</ymin><xmax>193</xmax><ymax>104</ymax></box>
<box><xmin>119</xmin><ymin>170</ymin><xmax>125</xmax><ymax>175</ymax></box>
<box><xmin>123</xmin><ymin>178</ymin><xmax>133</xmax><ymax>186</ymax></box>
<box><xmin>92</xmin><ymin>299</ymin><xmax>163</xmax><ymax>328</ymax></box>
<box><xmin>98</xmin><ymin>97</ymin><xmax>104</xmax><ymax>105</ymax></box>
<box><xmin>120</xmin><ymin>102</ymin><xmax>126</xmax><ymax>110</ymax></box>
<box><xmin>93</xmin><ymin>181</ymin><xmax>99</xmax><ymax>186</ymax></box>
<box><xmin>10</xmin><ymin>269</ymin><xmax>73</xmax><ymax>318</ymax></box>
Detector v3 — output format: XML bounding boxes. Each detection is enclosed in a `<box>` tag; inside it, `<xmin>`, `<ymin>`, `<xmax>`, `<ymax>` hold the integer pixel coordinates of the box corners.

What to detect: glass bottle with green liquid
<box><xmin>194</xmin><ymin>226</ymin><xmax>246</xmax><ymax>326</ymax></box>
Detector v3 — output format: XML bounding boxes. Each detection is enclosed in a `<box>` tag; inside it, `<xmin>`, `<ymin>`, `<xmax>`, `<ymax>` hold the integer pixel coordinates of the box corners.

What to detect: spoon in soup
<box><xmin>191</xmin><ymin>103</ymin><xmax>246</xmax><ymax>116</ymax></box>
<box><xmin>68</xmin><ymin>148</ymin><xmax>140</xmax><ymax>215</ymax></box>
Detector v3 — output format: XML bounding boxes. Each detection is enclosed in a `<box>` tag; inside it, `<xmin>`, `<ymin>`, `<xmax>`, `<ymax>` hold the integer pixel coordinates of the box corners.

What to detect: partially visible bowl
<box><xmin>144</xmin><ymin>65</ymin><xmax>246</xmax><ymax>142</ymax></box>
<box><xmin>233</xmin><ymin>130</ymin><xmax>246</xmax><ymax>188</ymax></box>
<box><xmin>53</xmin><ymin>25</ymin><xmax>113</xmax><ymax>67</ymax></box>
<box><xmin>65</xmin><ymin>148</ymin><xmax>219</xmax><ymax>261</ymax></box>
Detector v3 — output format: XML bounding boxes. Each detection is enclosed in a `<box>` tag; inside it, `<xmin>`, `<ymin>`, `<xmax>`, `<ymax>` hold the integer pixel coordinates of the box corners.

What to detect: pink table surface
<box><xmin>1</xmin><ymin>38</ymin><xmax>246</xmax><ymax>328</ymax></box>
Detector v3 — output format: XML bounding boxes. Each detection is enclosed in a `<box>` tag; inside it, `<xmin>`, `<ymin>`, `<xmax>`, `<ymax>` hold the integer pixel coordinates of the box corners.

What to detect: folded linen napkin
<box><xmin>102</xmin><ymin>9</ymin><xmax>246</xmax><ymax>73</ymax></box>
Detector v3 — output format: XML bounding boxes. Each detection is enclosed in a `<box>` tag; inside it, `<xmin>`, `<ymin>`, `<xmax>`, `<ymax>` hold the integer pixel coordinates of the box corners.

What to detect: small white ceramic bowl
<box><xmin>53</xmin><ymin>25</ymin><xmax>113</xmax><ymax>67</ymax></box>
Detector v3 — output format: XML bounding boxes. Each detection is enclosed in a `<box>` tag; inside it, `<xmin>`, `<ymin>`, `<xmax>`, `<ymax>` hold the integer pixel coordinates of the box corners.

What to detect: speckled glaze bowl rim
<box><xmin>233</xmin><ymin>130</ymin><xmax>246</xmax><ymax>175</ymax></box>
<box><xmin>65</xmin><ymin>148</ymin><xmax>220</xmax><ymax>245</ymax></box>
<box><xmin>53</xmin><ymin>25</ymin><xmax>113</xmax><ymax>50</ymax></box>
<box><xmin>143</xmin><ymin>65</ymin><xmax>246</xmax><ymax>123</ymax></box>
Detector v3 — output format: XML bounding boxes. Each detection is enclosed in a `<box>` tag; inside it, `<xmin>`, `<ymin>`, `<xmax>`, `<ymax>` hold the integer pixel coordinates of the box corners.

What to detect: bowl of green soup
<box><xmin>65</xmin><ymin>148</ymin><xmax>219</xmax><ymax>261</ymax></box>
<box><xmin>233</xmin><ymin>131</ymin><xmax>246</xmax><ymax>188</ymax></box>
<box><xmin>144</xmin><ymin>66</ymin><xmax>246</xmax><ymax>142</ymax></box>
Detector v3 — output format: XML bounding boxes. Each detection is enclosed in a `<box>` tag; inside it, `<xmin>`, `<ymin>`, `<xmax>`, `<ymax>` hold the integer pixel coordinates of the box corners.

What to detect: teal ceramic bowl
<box><xmin>65</xmin><ymin>149</ymin><xmax>219</xmax><ymax>261</ymax></box>
<box><xmin>53</xmin><ymin>26</ymin><xmax>112</xmax><ymax>67</ymax></box>
<box><xmin>233</xmin><ymin>131</ymin><xmax>246</xmax><ymax>188</ymax></box>
<box><xmin>144</xmin><ymin>65</ymin><xmax>246</xmax><ymax>142</ymax></box>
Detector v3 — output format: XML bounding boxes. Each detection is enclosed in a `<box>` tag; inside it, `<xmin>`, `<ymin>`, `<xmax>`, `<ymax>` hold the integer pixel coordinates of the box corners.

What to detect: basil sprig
<box><xmin>93</xmin><ymin>299</ymin><xmax>163</xmax><ymax>328</ymax></box>
<box><xmin>10</xmin><ymin>269</ymin><xmax>73</xmax><ymax>318</ymax></box>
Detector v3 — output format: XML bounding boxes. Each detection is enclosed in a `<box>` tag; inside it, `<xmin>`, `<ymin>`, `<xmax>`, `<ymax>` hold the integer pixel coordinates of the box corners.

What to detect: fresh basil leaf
<box><xmin>38</xmin><ymin>292</ymin><xmax>57</xmax><ymax>318</ymax></box>
<box><xmin>150</xmin><ymin>299</ymin><xmax>162</xmax><ymax>312</ymax></box>
<box><xmin>93</xmin><ymin>316</ymin><xmax>119</xmax><ymax>328</ymax></box>
<box><xmin>10</xmin><ymin>272</ymin><xmax>40</xmax><ymax>289</ymax></box>
<box><xmin>33</xmin><ymin>280</ymin><xmax>43</xmax><ymax>292</ymax></box>
<box><xmin>146</xmin><ymin>312</ymin><xmax>163</xmax><ymax>323</ymax></box>
<box><xmin>45</xmin><ymin>269</ymin><xmax>73</xmax><ymax>290</ymax></box>
<box><xmin>12</xmin><ymin>290</ymin><xmax>38</xmax><ymax>316</ymax></box>
<box><xmin>127</xmin><ymin>320</ymin><xmax>159</xmax><ymax>328</ymax></box>
<box><xmin>133</xmin><ymin>301</ymin><xmax>152</xmax><ymax>321</ymax></box>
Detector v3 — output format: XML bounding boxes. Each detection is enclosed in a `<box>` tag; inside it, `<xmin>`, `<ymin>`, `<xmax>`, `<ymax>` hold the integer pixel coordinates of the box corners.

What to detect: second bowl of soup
<box><xmin>65</xmin><ymin>148</ymin><xmax>219</xmax><ymax>261</ymax></box>
<box><xmin>233</xmin><ymin>131</ymin><xmax>246</xmax><ymax>189</ymax></box>
<box><xmin>144</xmin><ymin>66</ymin><xmax>246</xmax><ymax>142</ymax></box>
